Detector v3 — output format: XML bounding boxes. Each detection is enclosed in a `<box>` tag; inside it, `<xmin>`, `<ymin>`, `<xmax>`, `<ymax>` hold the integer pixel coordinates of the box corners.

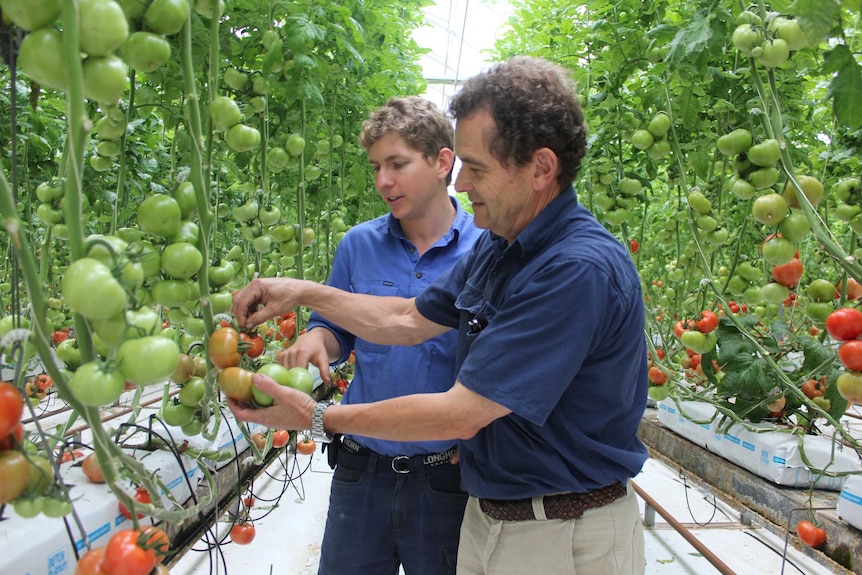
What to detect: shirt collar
<box><xmin>386</xmin><ymin>195</ymin><xmax>467</xmax><ymax>245</ymax></box>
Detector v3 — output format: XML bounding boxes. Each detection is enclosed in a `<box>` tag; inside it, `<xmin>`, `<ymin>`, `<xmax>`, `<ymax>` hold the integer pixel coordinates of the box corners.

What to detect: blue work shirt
<box><xmin>416</xmin><ymin>187</ymin><xmax>649</xmax><ymax>499</ymax></box>
<box><xmin>307</xmin><ymin>197</ymin><xmax>482</xmax><ymax>457</ymax></box>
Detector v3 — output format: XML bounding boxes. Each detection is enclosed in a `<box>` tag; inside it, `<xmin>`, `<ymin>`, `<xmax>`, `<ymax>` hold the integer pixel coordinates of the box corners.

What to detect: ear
<box><xmin>435</xmin><ymin>147</ymin><xmax>455</xmax><ymax>181</ymax></box>
<box><xmin>531</xmin><ymin>148</ymin><xmax>559</xmax><ymax>190</ymax></box>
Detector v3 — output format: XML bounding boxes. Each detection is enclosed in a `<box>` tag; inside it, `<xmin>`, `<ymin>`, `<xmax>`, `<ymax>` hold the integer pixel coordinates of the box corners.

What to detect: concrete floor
<box><xmin>169</xmin><ymin>448</ymin><xmax>841</xmax><ymax>575</ymax></box>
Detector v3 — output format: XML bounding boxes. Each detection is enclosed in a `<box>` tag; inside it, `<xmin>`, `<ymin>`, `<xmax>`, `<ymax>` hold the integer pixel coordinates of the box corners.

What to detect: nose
<box><xmin>453</xmin><ymin>169</ymin><xmax>469</xmax><ymax>193</ymax></box>
<box><xmin>376</xmin><ymin>167</ymin><xmax>393</xmax><ymax>190</ymax></box>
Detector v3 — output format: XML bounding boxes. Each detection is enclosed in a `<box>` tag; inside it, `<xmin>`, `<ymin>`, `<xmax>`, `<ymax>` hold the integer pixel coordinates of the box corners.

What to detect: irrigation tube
<box><xmin>632</xmin><ymin>480</ymin><xmax>737</xmax><ymax>575</ymax></box>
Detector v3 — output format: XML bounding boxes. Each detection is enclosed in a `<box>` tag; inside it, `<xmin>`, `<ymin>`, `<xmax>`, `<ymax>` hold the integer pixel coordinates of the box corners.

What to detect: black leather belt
<box><xmin>337</xmin><ymin>436</ymin><xmax>457</xmax><ymax>474</ymax></box>
<box><xmin>479</xmin><ymin>482</ymin><xmax>627</xmax><ymax>521</ymax></box>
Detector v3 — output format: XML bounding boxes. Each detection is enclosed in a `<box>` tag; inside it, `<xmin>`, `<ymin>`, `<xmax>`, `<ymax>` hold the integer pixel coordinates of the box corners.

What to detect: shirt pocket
<box><xmin>455</xmin><ymin>285</ymin><xmax>498</xmax><ymax>341</ymax></box>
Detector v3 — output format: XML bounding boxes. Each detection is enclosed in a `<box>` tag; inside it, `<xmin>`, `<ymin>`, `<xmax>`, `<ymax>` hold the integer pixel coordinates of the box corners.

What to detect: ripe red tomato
<box><xmin>0</xmin><ymin>422</ymin><xmax>24</xmax><ymax>450</ymax></box>
<box><xmin>52</xmin><ymin>329</ymin><xmax>69</xmax><ymax>344</ymax></box>
<box><xmin>279</xmin><ymin>317</ymin><xmax>297</xmax><ymax>340</ymax></box>
<box><xmin>240</xmin><ymin>332</ymin><xmax>265</xmax><ymax>358</ymax></box>
<box><xmin>82</xmin><ymin>453</ymin><xmax>106</xmax><ymax>483</ymax></box>
<box><xmin>801</xmin><ymin>378</ymin><xmax>826</xmax><ymax>399</ymax></box>
<box><xmin>695</xmin><ymin>310</ymin><xmax>719</xmax><ymax>334</ymax></box>
<box><xmin>296</xmin><ymin>437</ymin><xmax>317</xmax><ymax>455</ymax></box>
<box><xmin>647</xmin><ymin>366</ymin><xmax>669</xmax><ymax>385</ymax></box>
<box><xmin>102</xmin><ymin>529</ymin><xmax>156</xmax><ymax>575</ymax></box>
<box><xmin>74</xmin><ymin>546</ymin><xmax>108</xmax><ymax>575</ymax></box>
<box><xmin>0</xmin><ymin>381</ymin><xmax>25</xmax><ymax>440</ymax></box>
<box><xmin>838</xmin><ymin>340</ymin><xmax>862</xmax><ymax>371</ymax></box>
<box><xmin>771</xmin><ymin>258</ymin><xmax>803</xmax><ymax>288</ymax></box>
<box><xmin>826</xmin><ymin>307</ymin><xmax>862</xmax><ymax>341</ymax></box>
<box><xmin>230</xmin><ymin>522</ymin><xmax>256</xmax><ymax>545</ymax></box>
<box><xmin>119</xmin><ymin>486</ymin><xmax>152</xmax><ymax>520</ymax></box>
<box><xmin>209</xmin><ymin>327</ymin><xmax>242</xmax><ymax>368</ymax></box>
<box><xmin>272</xmin><ymin>429</ymin><xmax>290</xmax><ymax>448</ymax></box>
<box><xmin>796</xmin><ymin>520</ymin><xmax>827</xmax><ymax>548</ymax></box>
<box><xmin>629</xmin><ymin>238</ymin><xmax>639</xmax><ymax>253</ymax></box>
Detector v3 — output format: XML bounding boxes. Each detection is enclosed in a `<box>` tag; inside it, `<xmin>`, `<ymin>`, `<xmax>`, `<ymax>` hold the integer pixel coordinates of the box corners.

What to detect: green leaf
<box><xmin>789</xmin><ymin>0</ymin><xmax>841</xmax><ymax>46</ymax></box>
<box><xmin>829</xmin><ymin>58</ymin><xmax>862</xmax><ymax>129</ymax></box>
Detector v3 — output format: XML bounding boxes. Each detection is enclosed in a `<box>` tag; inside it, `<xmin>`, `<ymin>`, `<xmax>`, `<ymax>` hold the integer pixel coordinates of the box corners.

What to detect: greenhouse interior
<box><xmin>1</xmin><ymin>0</ymin><xmax>862</xmax><ymax>574</ymax></box>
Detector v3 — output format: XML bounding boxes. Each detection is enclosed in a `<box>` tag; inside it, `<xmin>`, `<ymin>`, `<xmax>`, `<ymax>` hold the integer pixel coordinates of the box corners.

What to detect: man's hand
<box><xmin>227</xmin><ymin>373</ymin><xmax>318</xmax><ymax>430</ymax></box>
<box><xmin>279</xmin><ymin>328</ymin><xmax>337</xmax><ymax>385</ymax></box>
<box><xmin>230</xmin><ymin>278</ymin><xmax>302</xmax><ymax>330</ymax></box>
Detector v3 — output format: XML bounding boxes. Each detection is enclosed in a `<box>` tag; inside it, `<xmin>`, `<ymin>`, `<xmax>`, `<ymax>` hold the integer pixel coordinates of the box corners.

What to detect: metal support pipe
<box><xmin>632</xmin><ymin>480</ymin><xmax>737</xmax><ymax>575</ymax></box>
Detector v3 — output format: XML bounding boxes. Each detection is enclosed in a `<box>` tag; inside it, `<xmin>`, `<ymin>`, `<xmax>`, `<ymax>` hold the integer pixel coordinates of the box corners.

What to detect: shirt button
<box><xmin>416</xmin><ymin>272</ymin><xmax>423</xmax><ymax>279</ymax></box>
<box><xmin>410</xmin><ymin>247</ymin><xmax>416</xmax><ymax>253</ymax></box>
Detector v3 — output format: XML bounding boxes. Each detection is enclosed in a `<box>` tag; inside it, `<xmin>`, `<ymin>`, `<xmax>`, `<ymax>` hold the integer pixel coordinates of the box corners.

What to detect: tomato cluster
<box><xmin>76</xmin><ymin>526</ymin><xmax>170</xmax><ymax>575</ymax></box>
<box><xmin>674</xmin><ymin>310</ymin><xmax>719</xmax><ymax>355</ymax></box>
<box><xmin>826</xmin><ymin>307</ymin><xmax>862</xmax><ymax>404</ymax></box>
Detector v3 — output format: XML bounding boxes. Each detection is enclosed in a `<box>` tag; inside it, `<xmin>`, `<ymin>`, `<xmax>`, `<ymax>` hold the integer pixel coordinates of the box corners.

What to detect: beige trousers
<box><xmin>457</xmin><ymin>480</ymin><xmax>645</xmax><ymax>575</ymax></box>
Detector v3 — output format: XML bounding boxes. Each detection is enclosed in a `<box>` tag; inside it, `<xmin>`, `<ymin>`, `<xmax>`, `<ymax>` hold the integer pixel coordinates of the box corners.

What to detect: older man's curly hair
<box><xmin>449</xmin><ymin>56</ymin><xmax>588</xmax><ymax>189</ymax></box>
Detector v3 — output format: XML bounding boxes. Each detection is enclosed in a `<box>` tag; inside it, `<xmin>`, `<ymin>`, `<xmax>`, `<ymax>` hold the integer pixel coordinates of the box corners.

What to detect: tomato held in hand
<box><xmin>240</xmin><ymin>332</ymin><xmax>265</xmax><ymax>358</ymax></box>
<box><xmin>796</xmin><ymin>520</ymin><xmax>826</xmax><ymax>548</ymax></box>
<box><xmin>217</xmin><ymin>367</ymin><xmax>254</xmax><ymax>402</ymax></box>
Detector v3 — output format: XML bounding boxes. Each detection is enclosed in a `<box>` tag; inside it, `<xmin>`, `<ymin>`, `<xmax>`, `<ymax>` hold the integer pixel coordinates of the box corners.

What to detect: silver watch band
<box><xmin>311</xmin><ymin>401</ymin><xmax>334</xmax><ymax>443</ymax></box>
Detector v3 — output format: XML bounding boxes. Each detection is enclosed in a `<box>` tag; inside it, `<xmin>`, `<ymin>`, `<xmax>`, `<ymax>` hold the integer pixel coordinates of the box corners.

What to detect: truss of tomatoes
<box><xmin>825</xmin><ymin>307</ymin><xmax>862</xmax><ymax>405</ymax></box>
<box><xmin>673</xmin><ymin>310</ymin><xmax>719</xmax><ymax>355</ymax></box>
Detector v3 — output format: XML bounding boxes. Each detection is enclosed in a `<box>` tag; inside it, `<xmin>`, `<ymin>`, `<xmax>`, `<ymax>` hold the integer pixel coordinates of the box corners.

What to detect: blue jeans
<box><xmin>318</xmin><ymin>442</ymin><xmax>468</xmax><ymax>575</ymax></box>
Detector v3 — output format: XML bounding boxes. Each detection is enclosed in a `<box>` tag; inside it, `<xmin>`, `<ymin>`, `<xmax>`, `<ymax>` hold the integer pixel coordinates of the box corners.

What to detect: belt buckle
<box><xmin>391</xmin><ymin>455</ymin><xmax>411</xmax><ymax>474</ymax></box>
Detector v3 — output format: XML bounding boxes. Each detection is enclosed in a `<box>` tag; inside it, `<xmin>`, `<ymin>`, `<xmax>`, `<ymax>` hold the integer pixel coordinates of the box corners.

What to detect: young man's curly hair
<box><xmin>359</xmin><ymin>96</ymin><xmax>455</xmax><ymax>184</ymax></box>
<box><xmin>449</xmin><ymin>56</ymin><xmax>588</xmax><ymax>189</ymax></box>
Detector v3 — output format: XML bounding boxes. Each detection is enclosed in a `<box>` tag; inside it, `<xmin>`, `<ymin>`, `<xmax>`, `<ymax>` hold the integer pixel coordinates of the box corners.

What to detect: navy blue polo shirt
<box><xmin>416</xmin><ymin>187</ymin><xmax>649</xmax><ymax>499</ymax></box>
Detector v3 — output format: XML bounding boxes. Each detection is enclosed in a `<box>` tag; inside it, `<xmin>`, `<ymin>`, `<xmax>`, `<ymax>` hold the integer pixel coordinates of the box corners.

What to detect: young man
<box><xmin>230</xmin><ymin>57</ymin><xmax>648</xmax><ymax>574</ymax></box>
<box><xmin>281</xmin><ymin>96</ymin><xmax>482</xmax><ymax>574</ymax></box>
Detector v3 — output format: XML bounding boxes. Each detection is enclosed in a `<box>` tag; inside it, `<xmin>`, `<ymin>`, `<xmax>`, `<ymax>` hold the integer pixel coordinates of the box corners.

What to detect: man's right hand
<box><xmin>231</xmin><ymin>278</ymin><xmax>302</xmax><ymax>330</ymax></box>
<box><xmin>278</xmin><ymin>328</ymin><xmax>335</xmax><ymax>384</ymax></box>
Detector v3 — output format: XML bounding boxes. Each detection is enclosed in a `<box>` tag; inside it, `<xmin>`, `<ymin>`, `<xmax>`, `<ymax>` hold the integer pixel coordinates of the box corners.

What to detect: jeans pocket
<box><xmin>429</xmin><ymin>464</ymin><xmax>465</xmax><ymax>495</ymax></box>
<box><xmin>333</xmin><ymin>464</ymin><xmax>365</xmax><ymax>484</ymax></box>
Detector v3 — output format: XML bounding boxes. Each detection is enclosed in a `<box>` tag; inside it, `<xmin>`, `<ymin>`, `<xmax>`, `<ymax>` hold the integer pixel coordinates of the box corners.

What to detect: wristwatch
<box><xmin>311</xmin><ymin>401</ymin><xmax>334</xmax><ymax>443</ymax></box>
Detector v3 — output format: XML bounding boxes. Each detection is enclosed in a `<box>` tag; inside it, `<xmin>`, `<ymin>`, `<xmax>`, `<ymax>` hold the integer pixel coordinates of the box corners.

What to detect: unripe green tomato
<box><xmin>79</xmin><ymin>0</ymin><xmax>129</xmax><ymax>57</ymax></box>
<box><xmin>835</xmin><ymin>203</ymin><xmax>861</xmax><ymax>222</ymax></box>
<box><xmin>777</xmin><ymin>212</ymin><xmax>810</xmax><ymax>241</ymax></box>
<box><xmin>210</xmin><ymin>96</ymin><xmax>242</xmax><ymax>132</ymax></box>
<box><xmin>706</xmin><ymin>228</ymin><xmax>729</xmax><ymax>245</ymax></box>
<box><xmin>225</xmin><ymin>124</ymin><xmax>261</xmax><ymax>152</ymax></box>
<box><xmin>752</xmin><ymin>193</ymin><xmax>789</xmax><ymax>225</ymax></box>
<box><xmin>736</xmin><ymin>10</ymin><xmax>762</xmax><ymax>26</ymax></box>
<box><xmin>732</xmin><ymin>24</ymin><xmax>762</xmax><ymax>55</ymax></box>
<box><xmin>727</xmin><ymin>275</ymin><xmax>750</xmax><ymax>295</ymax></box>
<box><xmin>783</xmin><ymin>175</ymin><xmax>824</xmax><ymax>209</ymax></box>
<box><xmin>144</xmin><ymin>0</ymin><xmax>189</xmax><ymax>35</ymax></box>
<box><xmin>743</xmin><ymin>285</ymin><xmax>764</xmax><ymax>305</ymax></box>
<box><xmin>18</xmin><ymin>28</ymin><xmax>69</xmax><ymax>91</ymax></box>
<box><xmin>647</xmin><ymin>113</ymin><xmax>671</xmax><ymax>138</ymax></box>
<box><xmin>806</xmin><ymin>279</ymin><xmax>836</xmax><ymax>302</ymax></box>
<box><xmin>747</xmin><ymin>139</ymin><xmax>781</xmax><ymax>167</ymax></box>
<box><xmin>731</xmin><ymin>177</ymin><xmax>757</xmax><ymax>199</ymax></box>
<box><xmin>695</xmin><ymin>215</ymin><xmax>718</xmax><ymax>232</ymax></box>
<box><xmin>748</xmin><ymin>167</ymin><xmax>780</xmax><ymax>190</ymax></box>
<box><xmin>647</xmin><ymin>139</ymin><xmax>671</xmax><ymax>159</ymax></box>
<box><xmin>757</xmin><ymin>38</ymin><xmax>791</xmax><ymax>67</ymax></box>
<box><xmin>139</xmin><ymin>194</ymin><xmax>182</xmax><ymax>237</ymax></box>
<box><xmin>761</xmin><ymin>236</ymin><xmax>796</xmax><ymax>265</ymax></box>
<box><xmin>618</xmin><ymin>178</ymin><xmax>642</xmax><ymax>196</ymax></box>
<box><xmin>717</xmin><ymin>129</ymin><xmax>752</xmax><ymax>156</ymax></box>
<box><xmin>806</xmin><ymin>301</ymin><xmax>834</xmax><ymax>323</ymax></box>
<box><xmin>687</xmin><ymin>190</ymin><xmax>712</xmax><ymax>214</ymax></box>
<box><xmin>631</xmin><ymin>129</ymin><xmax>654</xmax><ymax>150</ymax></box>
<box><xmin>761</xmin><ymin>282</ymin><xmax>790</xmax><ymax>304</ymax></box>
<box><xmin>82</xmin><ymin>55</ymin><xmax>127</xmax><ymax>104</ymax></box>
